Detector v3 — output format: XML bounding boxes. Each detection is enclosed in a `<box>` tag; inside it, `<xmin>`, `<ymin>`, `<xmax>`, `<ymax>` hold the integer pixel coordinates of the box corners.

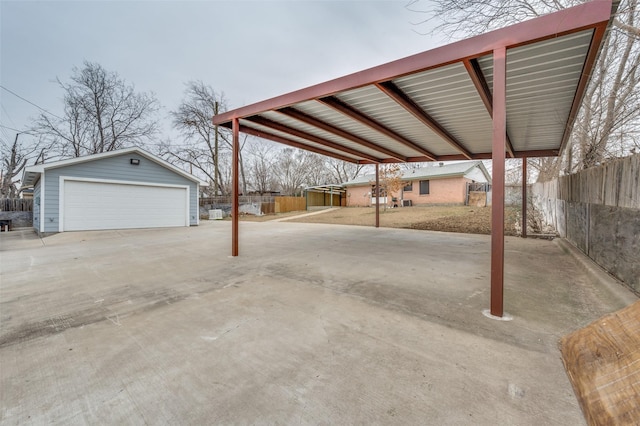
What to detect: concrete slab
<box><xmin>1</xmin><ymin>222</ymin><xmax>637</xmax><ymax>424</ymax></box>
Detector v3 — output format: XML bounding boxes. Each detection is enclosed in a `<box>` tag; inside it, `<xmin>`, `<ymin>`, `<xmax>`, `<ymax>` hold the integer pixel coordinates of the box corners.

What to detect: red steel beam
<box><xmin>277</xmin><ymin>107</ymin><xmax>406</xmax><ymax>161</ymax></box>
<box><xmin>212</xmin><ymin>1</ymin><xmax>611</xmax><ymax>127</ymax></box>
<box><xmin>232</xmin><ymin>118</ymin><xmax>239</xmax><ymax>257</ymax></box>
<box><xmin>239</xmin><ymin>125</ymin><xmax>359</xmax><ymax>163</ymax></box>
<box><xmin>375</xmin><ymin>81</ymin><xmax>473</xmax><ymax>160</ymax></box>
<box><xmin>245</xmin><ymin>116</ymin><xmax>390</xmax><ymax>162</ymax></box>
<box><xmin>491</xmin><ymin>46</ymin><xmax>507</xmax><ymax>318</ymax></box>
<box><xmin>559</xmin><ymin>23</ymin><xmax>608</xmax><ymax>156</ymax></box>
<box><xmin>522</xmin><ymin>157</ymin><xmax>528</xmax><ymax>239</ymax></box>
<box><xmin>318</xmin><ymin>96</ymin><xmax>437</xmax><ymax>160</ymax></box>
<box><xmin>406</xmin><ymin>149</ymin><xmax>559</xmax><ymax>163</ymax></box>
<box><xmin>463</xmin><ymin>58</ymin><xmax>515</xmax><ymax>158</ymax></box>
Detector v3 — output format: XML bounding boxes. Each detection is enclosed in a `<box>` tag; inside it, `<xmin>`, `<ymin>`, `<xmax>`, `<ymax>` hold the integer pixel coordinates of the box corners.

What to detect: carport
<box><xmin>212</xmin><ymin>0</ymin><xmax>615</xmax><ymax>317</ymax></box>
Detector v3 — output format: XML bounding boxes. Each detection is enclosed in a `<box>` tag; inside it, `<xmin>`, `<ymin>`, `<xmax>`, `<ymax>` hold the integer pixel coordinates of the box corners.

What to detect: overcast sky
<box><xmin>1</xmin><ymin>0</ymin><xmax>445</xmax><ymax>150</ymax></box>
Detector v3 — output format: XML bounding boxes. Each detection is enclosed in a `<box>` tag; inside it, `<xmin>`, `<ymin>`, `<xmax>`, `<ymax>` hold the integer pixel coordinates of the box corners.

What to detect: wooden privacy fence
<box><xmin>200</xmin><ymin>195</ymin><xmax>305</xmax><ymax>214</ymax></box>
<box><xmin>557</xmin><ymin>154</ymin><xmax>639</xmax><ymax>208</ymax></box>
<box><xmin>530</xmin><ymin>154</ymin><xmax>640</xmax><ymax>293</ymax></box>
<box><xmin>0</xmin><ymin>198</ymin><xmax>33</xmax><ymax>212</ymax></box>
<box><xmin>200</xmin><ymin>196</ymin><xmax>275</xmax><ymax>206</ymax></box>
<box><xmin>275</xmin><ymin>196</ymin><xmax>306</xmax><ymax>213</ymax></box>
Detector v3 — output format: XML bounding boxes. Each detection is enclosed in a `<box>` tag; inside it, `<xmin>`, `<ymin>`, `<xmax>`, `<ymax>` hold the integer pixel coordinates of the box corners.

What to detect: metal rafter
<box><xmin>277</xmin><ymin>107</ymin><xmax>406</xmax><ymax>162</ymax></box>
<box><xmin>375</xmin><ymin>81</ymin><xmax>473</xmax><ymax>160</ymax></box>
<box><xmin>244</xmin><ymin>115</ymin><xmax>386</xmax><ymax>163</ymax></box>
<box><xmin>559</xmin><ymin>23</ymin><xmax>608</xmax><ymax>155</ymax></box>
<box><xmin>317</xmin><ymin>97</ymin><xmax>437</xmax><ymax>161</ymax></box>
<box><xmin>463</xmin><ymin>58</ymin><xmax>515</xmax><ymax>158</ymax></box>
<box><xmin>239</xmin><ymin>125</ymin><xmax>360</xmax><ymax>163</ymax></box>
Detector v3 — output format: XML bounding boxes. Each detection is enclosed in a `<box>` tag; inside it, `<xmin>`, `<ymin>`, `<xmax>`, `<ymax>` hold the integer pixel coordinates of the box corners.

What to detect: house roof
<box><xmin>21</xmin><ymin>147</ymin><xmax>208</xmax><ymax>187</ymax></box>
<box><xmin>342</xmin><ymin>161</ymin><xmax>490</xmax><ymax>186</ymax></box>
<box><xmin>211</xmin><ymin>1</ymin><xmax>614</xmax><ymax>165</ymax></box>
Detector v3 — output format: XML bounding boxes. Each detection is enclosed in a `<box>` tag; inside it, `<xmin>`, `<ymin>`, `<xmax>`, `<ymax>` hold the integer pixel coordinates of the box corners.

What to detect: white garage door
<box><xmin>62</xmin><ymin>180</ymin><xmax>188</xmax><ymax>231</ymax></box>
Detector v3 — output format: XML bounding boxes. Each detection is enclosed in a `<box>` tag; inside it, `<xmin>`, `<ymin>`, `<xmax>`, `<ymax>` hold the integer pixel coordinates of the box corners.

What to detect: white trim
<box><xmin>23</xmin><ymin>147</ymin><xmax>208</xmax><ymax>188</ymax></box>
<box><xmin>59</xmin><ymin>176</ymin><xmax>190</xmax><ymax>232</ymax></box>
<box><xmin>39</xmin><ymin>174</ymin><xmax>45</xmax><ymax>233</ymax></box>
<box><xmin>196</xmin><ymin>184</ymin><xmax>200</xmax><ymax>226</ymax></box>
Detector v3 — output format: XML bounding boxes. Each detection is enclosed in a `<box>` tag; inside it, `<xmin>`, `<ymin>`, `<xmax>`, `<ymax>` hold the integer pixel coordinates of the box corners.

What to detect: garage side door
<box><xmin>63</xmin><ymin>180</ymin><xmax>188</xmax><ymax>231</ymax></box>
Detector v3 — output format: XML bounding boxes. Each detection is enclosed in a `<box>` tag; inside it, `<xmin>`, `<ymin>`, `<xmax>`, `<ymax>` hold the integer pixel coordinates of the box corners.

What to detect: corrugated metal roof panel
<box><xmin>393</xmin><ymin>63</ymin><xmax>494</xmax><ymax>155</ymax></box>
<box><xmin>478</xmin><ymin>30</ymin><xmax>594</xmax><ymax>151</ymax></box>
<box><xmin>258</xmin><ymin>110</ymin><xmax>387</xmax><ymax>159</ymax></box>
<box><xmin>240</xmin><ymin>119</ymin><xmax>364</xmax><ymax>161</ymax></box>
<box><xmin>291</xmin><ymin>100</ymin><xmax>420</xmax><ymax>158</ymax></box>
<box><xmin>335</xmin><ymin>85</ymin><xmax>462</xmax><ymax>156</ymax></box>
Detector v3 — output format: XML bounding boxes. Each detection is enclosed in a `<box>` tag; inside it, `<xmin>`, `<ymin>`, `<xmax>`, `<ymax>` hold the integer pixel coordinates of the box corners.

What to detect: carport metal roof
<box><xmin>214</xmin><ymin>0</ymin><xmax>615</xmax><ymax>318</ymax></box>
<box><xmin>213</xmin><ymin>1</ymin><xmax>613</xmax><ymax>164</ymax></box>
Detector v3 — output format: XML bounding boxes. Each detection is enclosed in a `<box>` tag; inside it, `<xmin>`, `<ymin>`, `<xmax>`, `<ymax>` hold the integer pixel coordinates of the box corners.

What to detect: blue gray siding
<box><xmin>41</xmin><ymin>153</ymin><xmax>198</xmax><ymax>233</ymax></box>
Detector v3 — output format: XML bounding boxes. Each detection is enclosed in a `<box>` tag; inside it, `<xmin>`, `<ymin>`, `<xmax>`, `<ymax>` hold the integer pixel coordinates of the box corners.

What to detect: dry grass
<box><xmin>286</xmin><ymin>205</ymin><xmax>522</xmax><ymax>236</ymax></box>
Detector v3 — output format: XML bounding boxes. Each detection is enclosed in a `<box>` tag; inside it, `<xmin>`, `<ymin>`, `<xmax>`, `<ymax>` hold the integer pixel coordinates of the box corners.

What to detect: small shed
<box><xmin>304</xmin><ymin>185</ymin><xmax>345</xmax><ymax>209</ymax></box>
<box><xmin>22</xmin><ymin>147</ymin><xmax>207</xmax><ymax>235</ymax></box>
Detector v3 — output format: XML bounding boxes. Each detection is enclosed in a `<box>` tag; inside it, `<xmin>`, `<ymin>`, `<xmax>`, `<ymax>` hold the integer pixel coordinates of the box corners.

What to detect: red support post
<box><xmin>491</xmin><ymin>46</ymin><xmax>506</xmax><ymax>318</ymax></box>
<box><xmin>375</xmin><ymin>163</ymin><xmax>380</xmax><ymax>228</ymax></box>
<box><xmin>522</xmin><ymin>157</ymin><xmax>527</xmax><ymax>239</ymax></box>
<box><xmin>232</xmin><ymin>118</ymin><xmax>239</xmax><ymax>257</ymax></box>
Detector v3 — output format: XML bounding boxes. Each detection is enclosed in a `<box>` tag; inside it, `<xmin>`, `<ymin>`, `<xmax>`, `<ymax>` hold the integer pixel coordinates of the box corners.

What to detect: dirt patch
<box><xmin>409</xmin><ymin>206</ymin><xmax>521</xmax><ymax>236</ymax></box>
<box><xmin>286</xmin><ymin>206</ymin><xmax>522</xmax><ymax>236</ymax></box>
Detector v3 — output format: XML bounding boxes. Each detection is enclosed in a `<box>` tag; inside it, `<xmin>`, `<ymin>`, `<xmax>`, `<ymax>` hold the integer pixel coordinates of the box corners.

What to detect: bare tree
<box><xmin>371</xmin><ymin>163</ymin><xmax>404</xmax><ymax>211</ymax></box>
<box><xmin>245</xmin><ymin>139</ymin><xmax>278</xmax><ymax>194</ymax></box>
<box><xmin>304</xmin><ymin>153</ymin><xmax>333</xmax><ymax>187</ymax></box>
<box><xmin>326</xmin><ymin>157</ymin><xmax>366</xmax><ymax>184</ymax></box>
<box><xmin>273</xmin><ymin>148</ymin><xmax>321</xmax><ymax>196</ymax></box>
<box><xmin>408</xmin><ymin>0</ymin><xmax>640</xmax><ymax>179</ymax></box>
<box><xmin>0</xmin><ymin>133</ymin><xmax>49</xmax><ymax>198</ymax></box>
<box><xmin>574</xmin><ymin>0</ymin><xmax>640</xmax><ymax>169</ymax></box>
<box><xmin>168</xmin><ymin>81</ymin><xmax>252</xmax><ymax>195</ymax></box>
<box><xmin>34</xmin><ymin>61</ymin><xmax>159</xmax><ymax>158</ymax></box>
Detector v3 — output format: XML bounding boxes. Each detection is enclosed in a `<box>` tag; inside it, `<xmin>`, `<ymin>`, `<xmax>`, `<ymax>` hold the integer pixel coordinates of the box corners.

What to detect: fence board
<box><xmin>275</xmin><ymin>197</ymin><xmax>306</xmax><ymax>213</ymax></box>
<box><xmin>0</xmin><ymin>198</ymin><xmax>33</xmax><ymax>212</ymax></box>
<box><xmin>200</xmin><ymin>195</ymin><xmax>275</xmax><ymax>206</ymax></box>
<box><xmin>553</xmin><ymin>154</ymin><xmax>640</xmax><ymax>208</ymax></box>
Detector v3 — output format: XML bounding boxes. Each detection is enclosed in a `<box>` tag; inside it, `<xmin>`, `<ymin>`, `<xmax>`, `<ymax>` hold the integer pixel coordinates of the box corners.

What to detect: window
<box><xmin>371</xmin><ymin>185</ymin><xmax>386</xmax><ymax>197</ymax></box>
<box><xmin>403</xmin><ymin>182</ymin><xmax>413</xmax><ymax>192</ymax></box>
<box><xmin>419</xmin><ymin>180</ymin><xmax>430</xmax><ymax>195</ymax></box>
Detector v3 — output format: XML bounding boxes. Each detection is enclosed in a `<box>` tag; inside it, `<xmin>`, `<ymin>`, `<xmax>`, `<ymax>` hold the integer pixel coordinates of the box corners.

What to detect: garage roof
<box><xmin>212</xmin><ymin>0</ymin><xmax>614</xmax><ymax>164</ymax></box>
<box><xmin>22</xmin><ymin>147</ymin><xmax>208</xmax><ymax>187</ymax></box>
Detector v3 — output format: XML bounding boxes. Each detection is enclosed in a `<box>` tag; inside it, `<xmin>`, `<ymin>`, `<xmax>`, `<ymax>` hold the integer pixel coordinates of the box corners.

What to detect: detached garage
<box><xmin>22</xmin><ymin>147</ymin><xmax>207</xmax><ymax>235</ymax></box>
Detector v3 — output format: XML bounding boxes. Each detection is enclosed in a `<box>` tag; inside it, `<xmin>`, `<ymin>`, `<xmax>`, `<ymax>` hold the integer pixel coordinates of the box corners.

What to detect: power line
<box><xmin>0</xmin><ymin>124</ymin><xmax>36</xmax><ymax>135</ymax></box>
<box><xmin>0</xmin><ymin>85</ymin><xmax>63</xmax><ymax>120</ymax></box>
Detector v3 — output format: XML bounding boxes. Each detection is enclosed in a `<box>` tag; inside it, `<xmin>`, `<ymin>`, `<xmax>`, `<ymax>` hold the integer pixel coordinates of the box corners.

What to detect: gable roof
<box><xmin>211</xmin><ymin>1</ymin><xmax>614</xmax><ymax>165</ymax></box>
<box><xmin>342</xmin><ymin>161</ymin><xmax>490</xmax><ymax>186</ymax></box>
<box><xmin>21</xmin><ymin>147</ymin><xmax>208</xmax><ymax>187</ymax></box>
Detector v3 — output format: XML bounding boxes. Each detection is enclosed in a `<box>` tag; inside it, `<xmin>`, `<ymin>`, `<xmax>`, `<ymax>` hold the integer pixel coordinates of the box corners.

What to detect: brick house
<box><xmin>343</xmin><ymin>161</ymin><xmax>491</xmax><ymax>207</ymax></box>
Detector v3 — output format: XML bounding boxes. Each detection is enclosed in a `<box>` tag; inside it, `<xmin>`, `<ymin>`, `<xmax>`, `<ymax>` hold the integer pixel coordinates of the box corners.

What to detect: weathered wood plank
<box><xmin>559</xmin><ymin>301</ymin><xmax>640</xmax><ymax>426</ymax></box>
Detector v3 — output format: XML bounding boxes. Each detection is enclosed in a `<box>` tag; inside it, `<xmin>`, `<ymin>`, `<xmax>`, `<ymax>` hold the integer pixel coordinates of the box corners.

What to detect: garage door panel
<box><xmin>63</xmin><ymin>180</ymin><xmax>187</xmax><ymax>231</ymax></box>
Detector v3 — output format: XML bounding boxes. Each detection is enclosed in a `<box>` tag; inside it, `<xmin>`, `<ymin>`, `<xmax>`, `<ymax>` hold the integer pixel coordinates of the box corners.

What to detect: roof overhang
<box><xmin>21</xmin><ymin>147</ymin><xmax>209</xmax><ymax>188</ymax></box>
<box><xmin>212</xmin><ymin>0</ymin><xmax>614</xmax><ymax>164</ymax></box>
<box><xmin>305</xmin><ymin>184</ymin><xmax>346</xmax><ymax>193</ymax></box>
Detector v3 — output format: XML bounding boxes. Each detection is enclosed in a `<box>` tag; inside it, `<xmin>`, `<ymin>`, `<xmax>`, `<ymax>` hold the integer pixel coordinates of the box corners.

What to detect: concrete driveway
<box><xmin>1</xmin><ymin>222</ymin><xmax>636</xmax><ymax>425</ymax></box>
